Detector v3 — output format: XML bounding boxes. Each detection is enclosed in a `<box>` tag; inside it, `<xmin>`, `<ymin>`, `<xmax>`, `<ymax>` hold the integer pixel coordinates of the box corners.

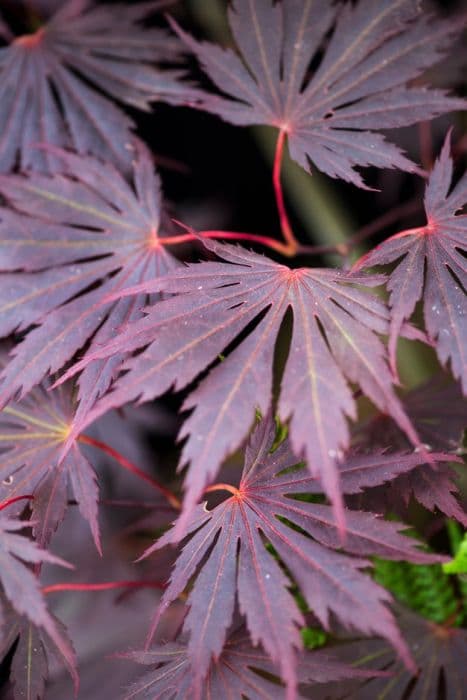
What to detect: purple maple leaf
<box><xmin>0</xmin><ymin>376</ymin><xmax>101</xmax><ymax>550</ymax></box>
<box><xmin>314</xmin><ymin>606</ymin><xmax>467</xmax><ymax>699</ymax></box>
<box><xmin>172</xmin><ymin>0</ymin><xmax>466</xmax><ymax>187</ymax></box>
<box><xmin>0</xmin><ymin>0</ymin><xmax>196</xmax><ymax>172</ymax></box>
<box><xmin>0</xmin><ymin>598</ymin><xmax>77</xmax><ymax>700</ymax></box>
<box><xmin>351</xmin><ymin>377</ymin><xmax>467</xmax><ymax>524</ymax></box>
<box><xmin>0</xmin><ymin>144</ymin><xmax>179</xmax><ymax>423</ymax></box>
<box><xmin>67</xmin><ymin>238</ymin><xmax>427</xmax><ymax>530</ymax></box>
<box><xmin>0</xmin><ymin>523</ymin><xmax>77</xmax><ymax>690</ymax></box>
<box><xmin>355</xmin><ymin>134</ymin><xmax>467</xmax><ymax>390</ymax></box>
<box><xmin>121</xmin><ymin>626</ymin><xmax>379</xmax><ymax>700</ymax></box>
<box><xmin>140</xmin><ymin>417</ymin><xmax>443</xmax><ymax>697</ymax></box>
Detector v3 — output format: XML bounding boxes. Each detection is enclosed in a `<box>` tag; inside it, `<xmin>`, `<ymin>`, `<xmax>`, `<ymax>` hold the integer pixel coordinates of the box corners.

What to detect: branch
<box><xmin>0</xmin><ymin>494</ymin><xmax>34</xmax><ymax>512</ymax></box>
<box><xmin>204</xmin><ymin>483</ymin><xmax>241</xmax><ymax>498</ymax></box>
<box><xmin>302</xmin><ymin>197</ymin><xmax>422</xmax><ymax>260</ymax></box>
<box><xmin>159</xmin><ymin>195</ymin><xmax>422</xmax><ymax>263</ymax></box>
<box><xmin>273</xmin><ymin>129</ymin><xmax>299</xmax><ymax>254</ymax></box>
<box><xmin>42</xmin><ymin>580</ymin><xmax>166</xmax><ymax>594</ymax></box>
<box><xmin>160</xmin><ymin>229</ymin><xmax>295</xmax><ymax>256</ymax></box>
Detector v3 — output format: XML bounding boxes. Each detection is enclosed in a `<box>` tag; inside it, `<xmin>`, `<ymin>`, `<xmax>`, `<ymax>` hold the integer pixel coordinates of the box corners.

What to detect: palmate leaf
<box><xmin>335</xmin><ymin>449</ymin><xmax>461</xmax><ymax>498</ymax></box>
<box><xmin>172</xmin><ymin>0</ymin><xmax>466</xmax><ymax>187</ymax></box>
<box><xmin>73</xmin><ymin>238</ymin><xmax>426</xmax><ymax>528</ymax></box>
<box><xmin>347</xmin><ymin>459</ymin><xmax>467</xmax><ymax>528</ymax></box>
<box><xmin>355</xmin><ymin>135</ymin><xmax>467</xmax><ymax>389</ymax></box>
<box><xmin>0</xmin><ymin>526</ymin><xmax>77</xmax><ymax>692</ymax></box>
<box><xmin>353</xmin><ymin>378</ymin><xmax>467</xmax><ymax>524</ymax></box>
<box><xmin>398</xmin><ymin>465</ymin><xmax>467</xmax><ymax>527</ymax></box>
<box><xmin>0</xmin><ymin>144</ymin><xmax>179</xmax><ymax>422</ymax></box>
<box><xmin>315</xmin><ymin>607</ymin><xmax>467</xmax><ymax>700</ymax></box>
<box><xmin>0</xmin><ymin>0</ymin><xmax>194</xmax><ymax>173</ymax></box>
<box><xmin>121</xmin><ymin>627</ymin><xmax>377</xmax><ymax>700</ymax></box>
<box><xmin>0</xmin><ymin>378</ymin><xmax>101</xmax><ymax>550</ymax></box>
<box><xmin>141</xmin><ymin>417</ymin><xmax>443</xmax><ymax>697</ymax></box>
<box><xmin>395</xmin><ymin>377</ymin><xmax>467</xmax><ymax>453</ymax></box>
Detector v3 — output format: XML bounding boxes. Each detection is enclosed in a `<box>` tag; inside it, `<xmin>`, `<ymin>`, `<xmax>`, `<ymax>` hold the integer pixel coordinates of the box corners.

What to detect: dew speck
<box><xmin>414</xmin><ymin>443</ymin><xmax>432</xmax><ymax>453</ymax></box>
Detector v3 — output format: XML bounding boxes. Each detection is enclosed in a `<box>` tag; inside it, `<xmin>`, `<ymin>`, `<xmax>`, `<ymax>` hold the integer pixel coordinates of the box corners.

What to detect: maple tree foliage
<box><xmin>351</xmin><ymin>377</ymin><xmax>467</xmax><ymax>525</ymax></box>
<box><xmin>313</xmin><ymin>606</ymin><xmax>467</xmax><ymax>699</ymax></box>
<box><xmin>0</xmin><ymin>593</ymin><xmax>77</xmax><ymax>700</ymax></box>
<box><xmin>0</xmin><ymin>0</ymin><xmax>196</xmax><ymax>173</ymax></box>
<box><xmin>120</xmin><ymin>626</ymin><xmax>377</xmax><ymax>700</ymax></box>
<box><xmin>66</xmin><ymin>238</ymin><xmax>430</xmax><ymax>529</ymax></box>
<box><xmin>355</xmin><ymin>134</ymin><xmax>467</xmax><ymax>389</ymax></box>
<box><xmin>0</xmin><ymin>518</ymin><xmax>77</xmax><ymax>692</ymax></box>
<box><xmin>141</xmin><ymin>416</ymin><xmax>445</xmax><ymax>697</ymax></box>
<box><xmin>0</xmin><ymin>373</ymin><xmax>101</xmax><ymax>551</ymax></box>
<box><xmin>0</xmin><ymin>143</ymin><xmax>179</xmax><ymax>424</ymax></box>
<box><xmin>355</xmin><ymin>376</ymin><xmax>467</xmax><ymax>454</ymax></box>
<box><xmin>0</xmin><ymin>0</ymin><xmax>465</xmax><ymax>698</ymax></box>
<box><xmin>172</xmin><ymin>0</ymin><xmax>466</xmax><ymax>186</ymax></box>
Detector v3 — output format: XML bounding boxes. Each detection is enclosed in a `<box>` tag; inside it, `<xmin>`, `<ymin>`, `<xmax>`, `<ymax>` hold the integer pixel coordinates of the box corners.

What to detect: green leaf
<box><xmin>443</xmin><ymin>533</ymin><xmax>467</xmax><ymax>575</ymax></box>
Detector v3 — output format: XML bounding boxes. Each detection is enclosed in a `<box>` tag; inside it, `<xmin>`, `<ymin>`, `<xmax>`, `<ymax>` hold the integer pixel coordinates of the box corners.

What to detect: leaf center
<box><xmin>14</xmin><ymin>27</ymin><xmax>45</xmax><ymax>49</ymax></box>
<box><xmin>146</xmin><ymin>227</ymin><xmax>161</xmax><ymax>250</ymax></box>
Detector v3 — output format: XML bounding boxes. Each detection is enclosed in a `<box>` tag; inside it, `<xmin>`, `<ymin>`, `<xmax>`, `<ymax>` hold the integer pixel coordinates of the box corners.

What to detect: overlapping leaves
<box><xmin>0</xmin><ymin>521</ymin><xmax>77</xmax><ymax>690</ymax></box>
<box><xmin>0</xmin><ymin>0</ymin><xmax>194</xmax><ymax>172</ymax></box>
<box><xmin>173</xmin><ymin>0</ymin><xmax>466</xmax><ymax>186</ymax></box>
<box><xmin>355</xmin><ymin>135</ymin><xmax>467</xmax><ymax>390</ymax></box>
<box><xmin>73</xmin><ymin>238</ymin><xmax>425</xmax><ymax>527</ymax></box>
<box><xmin>352</xmin><ymin>378</ymin><xmax>467</xmax><ymax>524</ymax></box>
<box><xmin>0</xmin><ymin>144</ymin><xmax>179</xmax><ymax>423</ymax></box>
<box><xmin>0</xmin><ymin>377</ymin><xmax>101</xmax><ymax>550</ymax></box>
<box><xmin>0</xmin><ymin>593</ymin><xmax>77</xmax><ymax>700</ymax></box>
<box><xmin>143</xmin><ymin>417</ymin><xmax>443</xmax><ymax>696</ymax></box>
<box><xmin>121</xmin><ymin>627</ymin><xmax>376</xmax><ymax>700</ymax></box>
<box><xmin>315</xmin><ymin>607</ymin><xmax>467</xmax><ymax>699</ymax></box>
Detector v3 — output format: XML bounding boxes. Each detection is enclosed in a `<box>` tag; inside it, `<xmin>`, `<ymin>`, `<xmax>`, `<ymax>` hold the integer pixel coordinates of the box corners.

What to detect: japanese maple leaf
<box><xmin>355</xmin><ymin>134</ymin><xmax>467</xmax><ymax>390</ymax></box>
<box><xmin>140</xmin><ymin>417</ymin><xmax>442</xmax><ymax>697</ymax></box>
<box><xmin>342</xmin><ymin>451</ymin><xmax>467</xmax><ymax>527</ymax></box>
<box><xmin>0</xmin><ymin>144</ymin><xmax>179</xmax><ymax>423</ymax></box>
<box><xmin>0</xmin><ymin>378</ymin><xmax>101</xmax><ymax>551</ymax></box>
<box><xmin>316</xmin><ymin>606</ymin><xmax>467</xmax><ymax>699</ymax></box>
<box><xmin>0</xmin><ymin>595</ymin><xmax>77</xmax><ymax>700</ymax></box>
<box><xmin>0</xmin><ymin>525</ymin><xmax>77</xmax><ymax>691</ymax></box>
<box><xmin>121</xmin><ymin>627</ymin><xmax>377</xmax><ymax>700</ymax></box>
<box><xmin>357</xmin><ymin>375</ymin><xmax>467</xmax><ymax>456</ymax></box>
<box><xmin>335</xmin><ymin>449</ymin><xmax>461</xmax><ymax>497</ymax></box>
<box><xmin>71</xmin><ymin>238</ymin><xmax>426</xmax><ymax>529</ymax></box>
<box><xmin>351</xmin><ymin>377</ymin><xmax>467</xmax><ymax>524</ymax></box>
<box><xmin>0</xmin><ymin>0</ymin><xmax>194</xmax><ymax>173</ymax></box>
<box><xmin>172</xmin><ymin>0</ymin><xmax>466</xmax><ymax>187</ymax></box>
